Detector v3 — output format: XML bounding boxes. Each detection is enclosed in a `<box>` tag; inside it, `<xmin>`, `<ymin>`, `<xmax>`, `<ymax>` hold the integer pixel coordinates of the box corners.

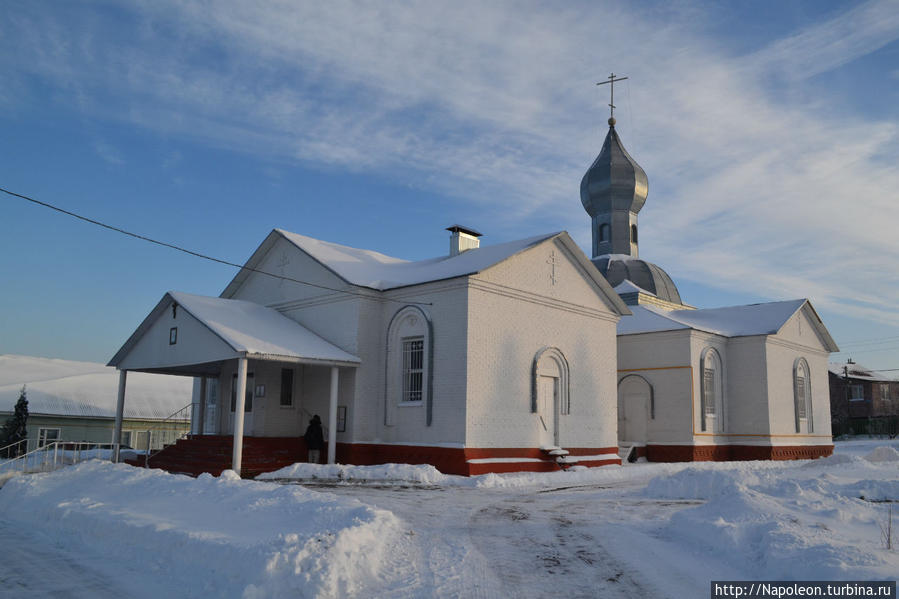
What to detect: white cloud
<box><xmin>2</xmin><ymin>1</ymin><xmax>898</xmax><ymax>327</ymax></box>
<box><xmin>93</xmin><ymin>140</ymin><xmax>125</xmax><ymax>165</ymax></box>
<box><xmin>744</xmin><ymin>0</ymin><xmax>899</xmax><ymax>80</ymax></box>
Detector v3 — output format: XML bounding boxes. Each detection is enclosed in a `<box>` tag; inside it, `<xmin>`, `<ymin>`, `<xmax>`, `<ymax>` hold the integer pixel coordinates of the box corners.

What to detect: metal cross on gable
<box><xmin>596</xmin><ymin>72</ymin><xmax>628</xmax><ymax>120</ymax></box>
<box><xmin>276</xmin><ymin>252</ymin><xmax>290</xmax><ymax>287</ymax></box>
<box><xmin>547</xmin><ymin>250</ymin><xmax>558</xmax><ymax>286</ymax></box>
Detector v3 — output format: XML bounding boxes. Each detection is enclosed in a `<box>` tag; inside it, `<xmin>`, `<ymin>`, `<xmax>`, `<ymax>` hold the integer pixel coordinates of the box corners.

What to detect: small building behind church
<box><xmin>0</xmin><ymin>354</ymin><xmax>191</xmax><ymax>454</ymax></box>
<box><xmin>829</xmin><ymin>361</ymin><xmax>899</xmax><ymax>438</ymax></box>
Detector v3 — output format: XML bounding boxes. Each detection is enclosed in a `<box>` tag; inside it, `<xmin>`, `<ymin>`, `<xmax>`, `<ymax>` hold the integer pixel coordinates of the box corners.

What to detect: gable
<box><xmin>222</xmin><ymin>233</ymin><xmax>357</xmax><ymax>305</ymax></box>
<box><xmin>473</xmin><ymin>234</ymin><xmax>629</xmax><ymax>317</ymax></box>
<box><xmin>112</xmin><ymin>295</ymin><xmax>237</xmax><ymax>373</ymax></box>
<box><xmin>771</xmin><ymin>302</ymin><xmax>839</xmax><ymax>353</ymax></box>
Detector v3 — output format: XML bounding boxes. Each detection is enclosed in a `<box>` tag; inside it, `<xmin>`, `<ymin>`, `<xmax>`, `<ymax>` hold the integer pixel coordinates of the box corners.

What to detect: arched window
<box><xmin>385</xmin><ymin>306</ymin><xmax>433</xmax><ymax>426</ymax></box>
<box><xmin>793</xmin><ymin>358</ymin><xmax>813</xmax><ymax>433</ymax></box>
<box><xmin>599</xmin><ymin>223</ymin><xmax>610</xmax><ymax>242</ymax></box>
<box><xmin>631</xmin><ymin>224</ymin><xmax>638</xmax><ymax>244</ymax></box>
<box><xmin>700</xmin><ymin>347</ymin><xmax>724</xmax><ymax>432</ymax></box>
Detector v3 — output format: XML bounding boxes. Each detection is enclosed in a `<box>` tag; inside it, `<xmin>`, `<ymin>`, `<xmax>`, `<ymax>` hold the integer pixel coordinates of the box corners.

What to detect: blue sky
<box><xmin>1</xmin><ymin>0</ymin><xmax>898</xmax><ymax>371</ymax></box>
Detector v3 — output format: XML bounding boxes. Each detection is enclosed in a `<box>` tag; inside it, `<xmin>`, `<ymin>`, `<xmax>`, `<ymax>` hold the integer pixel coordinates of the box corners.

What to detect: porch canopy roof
<box><xmin>108</xmin><ymin>291</ymin><xmax>360</xmax><ymax>376</ymax></box>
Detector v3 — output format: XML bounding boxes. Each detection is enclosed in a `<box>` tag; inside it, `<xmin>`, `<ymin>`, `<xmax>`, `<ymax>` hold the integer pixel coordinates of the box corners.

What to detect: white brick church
<box><xmin>108</xmin><ymin>115</ymin><xmax>837</xmax><ymax>476</ymax></box>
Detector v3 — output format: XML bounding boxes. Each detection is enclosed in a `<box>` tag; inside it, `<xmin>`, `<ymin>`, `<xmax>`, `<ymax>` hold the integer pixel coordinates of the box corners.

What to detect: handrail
<box><xmin>141</xmin><ymin>403</ymin><xmax>194</xmax><ymax>467</ymax></box>
<box><xmin>0</xmin><ymin>438</ymin><xmax>28</xmax><ymax>459</ymax></box>
<box><xmin>0</xmin><ymin>441</ymin><xmax>119</xmax><ymax>476</ymax></box>
<box><xmin>160</xmin><ymin>402</ymin><xmax>193</xmax><ymax>423</ymax></box>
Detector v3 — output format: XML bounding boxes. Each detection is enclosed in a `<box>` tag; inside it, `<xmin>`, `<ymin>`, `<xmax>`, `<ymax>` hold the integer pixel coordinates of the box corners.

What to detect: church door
<box><xmin>229</xmin><ymin>373</ymin><xmax>254</xmax><ymax>436</ymax></box>
<box><xmin>618</xmin><ymin>376</ymin><xmax>650</xmax><ymax>444</ymax></box>
<box><xmin>537</xmin><ymin>375</ymin><xmax>560</xmax><ymax>447</ymax></box>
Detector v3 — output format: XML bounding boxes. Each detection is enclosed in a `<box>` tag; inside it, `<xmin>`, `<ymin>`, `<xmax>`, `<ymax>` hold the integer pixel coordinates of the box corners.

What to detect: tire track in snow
<box><xmin>466</xmin><ymin>492</ymin><xmax>662</xmax><ymax>599</ymax></box>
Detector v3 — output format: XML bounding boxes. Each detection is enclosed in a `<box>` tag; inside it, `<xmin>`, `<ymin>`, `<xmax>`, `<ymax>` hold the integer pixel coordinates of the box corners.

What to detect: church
<box><xmin>108</xmin><ymin>110</ymin><xmax>837</xmax><ymax>476</ymax></box>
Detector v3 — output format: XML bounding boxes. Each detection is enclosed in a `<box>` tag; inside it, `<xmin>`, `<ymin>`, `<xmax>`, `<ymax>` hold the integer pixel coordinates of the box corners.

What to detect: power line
<box><xmin>838</xmin><ymin>336</ymin><xmax>899</xmax><ymax>348</ymax></box>
<box><xmin>1</xmin><ymin>186</ymin><xmax>430</xmax><ymax>306</ymax></box>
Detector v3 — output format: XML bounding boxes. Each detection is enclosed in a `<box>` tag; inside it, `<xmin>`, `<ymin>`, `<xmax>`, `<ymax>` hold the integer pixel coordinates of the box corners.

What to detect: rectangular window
<box><xmin>38</xmin><ymin>428</ymin><xmax>60</xmax><ymax>447</ymax></box>
<box><xmin>880</xmin><ymin>383</ymin><xmax>890</xmax><ymax>401</ymax></box>
<box><xmin>169</xmin><ymin>327</ymin><xmax>178</xmax><ymax>345</ymax></box>
<box><xmin>703</xmin><ymin>369</ymin><xmax>716</xmax><ymax>415</ymax></box>
<box><xmin>795</xmin><ymin>376</ymin><xmax>807</xmax><ymax>419</ymax></box>
<box><xmin>849</xmin><ymin>384</ymin><xmax>865</xmax><ymax>401</ymax></box>
<box><xmin>120</xmin><ymin>431</ymin><xmax>132</xmax><ymax>447</ymax></box>
<box><xmin>204</xmin><ymin>378</ymin><xmax>218</xmax><ymax>435</ymax></box>
<box><xmin>337</xmin><ymin>406</ymin><xmax>347</xmax><ymax>432</ymax></box>
<box><xmin>231</xmin><ymin>373</ymin><xmax>254</xmax><ymax>412</ymax></box>
<box><xmin>402</xmin><ymin>337</ymin><xmax>424</xmax><ymax>403</ymax></box>
<box><xmin>280</xmin><ymin>369</ymin><xmax>294</xmax><ymax>407</ymax></box>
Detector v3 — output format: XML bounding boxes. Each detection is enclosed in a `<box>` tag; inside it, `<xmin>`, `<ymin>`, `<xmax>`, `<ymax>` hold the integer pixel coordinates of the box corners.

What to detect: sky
<box><xmin>1</xmin><ymin>0</ymin><xmax>898</xmax><ymax>371</ymax></box>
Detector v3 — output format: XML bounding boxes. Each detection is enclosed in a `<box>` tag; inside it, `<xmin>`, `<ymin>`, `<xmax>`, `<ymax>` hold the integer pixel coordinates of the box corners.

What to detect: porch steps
<box><xmin>125</xmin><ymin>436</ymin><xmax>306</xmax><ymax>478</ymax></box>
<box><xmin>540</xmin><ymin>445</ymin><xmax>571</xmax><ymax>469</ymax></box>
<box><xmin>618</xmin><ymin>444</ymin><xmax>637</xmax><ymax>463</ymax></box>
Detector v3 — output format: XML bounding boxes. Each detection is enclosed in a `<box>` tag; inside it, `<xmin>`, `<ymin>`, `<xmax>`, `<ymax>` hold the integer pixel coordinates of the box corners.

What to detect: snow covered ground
<box><xmin>0</xmin><ymin>440</ymin><xmax>896</xmax><ymax>598</ymax></box>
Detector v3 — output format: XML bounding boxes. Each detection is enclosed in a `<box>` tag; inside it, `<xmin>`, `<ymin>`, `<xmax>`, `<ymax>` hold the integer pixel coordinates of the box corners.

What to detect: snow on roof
<box><xmin>613</xmin><ymin>279</ymin><xmax>655</xmax><ymax>296</ymax></box>
<box><xmin>0</xmin><ymin>355</ymin><xmax>192</xmax><ymax>419</ymax></box>
<box><xmin>170</xmin><ymin>292</ymin><xmax>360</xmax><ymax>364</ymax></box>
<box><xmin>618</xmin><ymin>299</ymin><xmax>807</xmax><ymax>338</ymax></box>
<box><xmin>828</xmin><ymin>362</ymin><xmax>898</xmax><ymax>382</ymax></box>
<box><xmin>277</xmin><ymin>229</ymin><xmax>560</xmax><ymax>290</ymax></box>
<box><xmin>596</xmin><ymin>253</ymin><xmax>638</xmax><ymax>262</ymax></box>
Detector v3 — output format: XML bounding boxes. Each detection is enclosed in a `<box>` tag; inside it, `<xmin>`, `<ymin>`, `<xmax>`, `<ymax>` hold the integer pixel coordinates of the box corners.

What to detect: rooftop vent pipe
<box><xmin>446</xmin><ymin>225</ymin><xmax>482</xmax><ymax>257</ymax></box>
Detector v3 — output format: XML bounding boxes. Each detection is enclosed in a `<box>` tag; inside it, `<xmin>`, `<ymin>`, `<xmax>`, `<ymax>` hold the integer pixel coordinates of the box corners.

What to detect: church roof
<box><xmin>109</xmin><ymin>291</ymin><xmax>361</xmax><ymax>370</ymax></box>
<box><xmin>223</xmin><ymin>229</ymin><xmax>630</xmax><ymax>316</ymax></box>
<box><xmin>275</xmin><ymin>229</ymin><xmax>557</xmax><ymax>291</ymax></box>
<box><xmin>580</xmin><ymin>124</ymin><xmax>648</xmax><ymax>217</ymax></box>
<box><xmin>613</xmin><ymin>279</ymin><xmax>654</xmax><ymax>296</ymax></box>
<box><xmin>618</xmin><ymin>299</ymin><xmax>838</xmax><ymax>349</ymax></box>
<box><xmin>594</xmin><ymin>254</ymin><xmax>683</xmax><ymax>304</ymax></box>
<box><xmin>0</xmin><ymin>354</ymin><xmax>192</xmax><ymax>420</ymax></box>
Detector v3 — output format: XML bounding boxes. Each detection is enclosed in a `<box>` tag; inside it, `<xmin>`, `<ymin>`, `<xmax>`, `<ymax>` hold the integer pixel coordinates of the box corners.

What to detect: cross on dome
<box><xmin>596</xmin><ymin>72</ymin><xmax>628</xmax><ymax>126</ymax></box>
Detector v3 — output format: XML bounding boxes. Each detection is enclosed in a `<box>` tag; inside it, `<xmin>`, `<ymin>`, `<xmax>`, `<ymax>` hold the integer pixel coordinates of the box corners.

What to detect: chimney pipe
<box><xmin>446</xmin><ymin>225</ymin><xmax>482</xmax><ymax>257</ymax></box>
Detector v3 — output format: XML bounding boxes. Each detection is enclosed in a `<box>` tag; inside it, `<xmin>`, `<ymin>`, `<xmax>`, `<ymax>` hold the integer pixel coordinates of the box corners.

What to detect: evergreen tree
<box><xmin>1</xmin><ymin>386</ymin><xmax>28</xmax><ymax>457</ymax></box>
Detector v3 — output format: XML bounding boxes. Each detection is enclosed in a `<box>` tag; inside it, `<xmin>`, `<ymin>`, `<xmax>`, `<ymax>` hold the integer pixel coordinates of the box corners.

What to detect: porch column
<box><xmin>328</xmin><ymin>366</ymin><xmax>338</xmax><ymax>465</ymax></box>
<box><xmin>112</xmin><ymin>370</ymin><xmax>127</xmax><ymax>463</ymax></box>
<box><xmin>232</xmin><ymin>357</ymin><xmax>248</xmax><ymax>476</ymax></box>
<box><xmin>196</xmin><ymin>377</ymin><xmax>207</xmax><ymax>436</ymax></box>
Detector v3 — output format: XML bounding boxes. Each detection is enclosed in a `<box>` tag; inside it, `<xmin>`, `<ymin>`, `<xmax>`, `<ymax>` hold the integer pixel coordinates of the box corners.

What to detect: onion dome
<box><xmin>581</xmin><ymin>120</ymin><xmax>648</xmax><ymax>223</ymax></box>
<box><xmin>594</xmin><ymin>254</ymin><xmax>682</xmax><ymax>305</ymax></box>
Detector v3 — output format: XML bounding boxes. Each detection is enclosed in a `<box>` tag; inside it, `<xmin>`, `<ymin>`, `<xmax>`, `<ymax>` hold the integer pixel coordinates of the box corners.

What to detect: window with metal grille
<box><xmin>795</xmin><ymin>375</ymin><xmax>807</xmax><ymax>419</ymax></box>
<box><xmin>402</xmin><ymin>337</ymin><xmax>424</xmax><ymax>402</ymax></box>
<box><xmin>703</xmin><ymin>368</ymin><xmax>716</xmax><ymax>415</ymax></box>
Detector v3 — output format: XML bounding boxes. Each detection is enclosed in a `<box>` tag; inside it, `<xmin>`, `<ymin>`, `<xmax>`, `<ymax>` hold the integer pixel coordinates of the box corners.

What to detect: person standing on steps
<box><xmin>304</xmin><ymin>414</ymin><xmax>324</xmax><ymax>464</ymax></box>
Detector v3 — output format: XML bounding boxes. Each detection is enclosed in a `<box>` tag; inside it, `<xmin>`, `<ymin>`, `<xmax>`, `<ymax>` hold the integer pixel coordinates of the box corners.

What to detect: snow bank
<box><xmin>258</xmin><ymin>462</ymin><xmax>459</xmax><ymax>486</ymax></box>
<box><xmin>641</xmin><ymin>451</ymin><xmax>899</xmax><ymax>580</ymax></box>
<box><xmin>864</xmin><ymin>446</ymin><xmax>899</xmax><ymax>462</ymax></box>
<box><xmin>0</xmin><ymin>461</ymin><xmax>407</xmax><ymax>598</ymax></box>
<box><xmin>259</xmin><ymin>459</ymin><xmax>800</xmax><ymax>490</ymax></box>
<box><xmin>259</xmin><ymin>461</ymin><xmax>670</xmax><ymax>490</ymax></box>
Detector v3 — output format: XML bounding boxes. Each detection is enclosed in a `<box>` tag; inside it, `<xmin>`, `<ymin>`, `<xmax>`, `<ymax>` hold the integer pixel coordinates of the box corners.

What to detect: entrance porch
<box><xmin>108</xmin><ymin>292</ymin><xmax>360</xmax><ymax>476</ymax></box>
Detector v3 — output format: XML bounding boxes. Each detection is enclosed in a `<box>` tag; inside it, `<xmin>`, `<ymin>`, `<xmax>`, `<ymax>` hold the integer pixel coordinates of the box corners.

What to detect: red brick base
<box><xmin>647</xmin><ymin>444</ymin><xmax>834</xmax><ymax>462</ymax></box>
<box><xmin>337</xmin><ymin>443</ymin><xmax>620</xmax><ymax>476</ymax></box>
